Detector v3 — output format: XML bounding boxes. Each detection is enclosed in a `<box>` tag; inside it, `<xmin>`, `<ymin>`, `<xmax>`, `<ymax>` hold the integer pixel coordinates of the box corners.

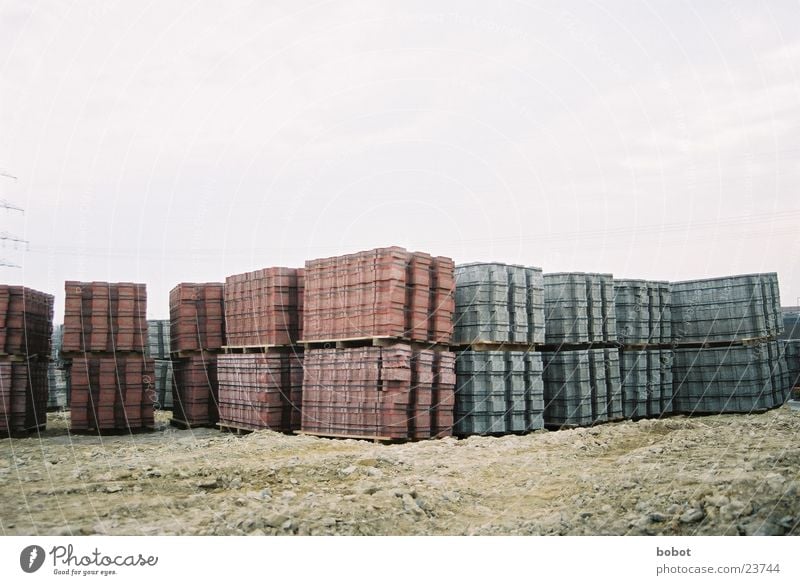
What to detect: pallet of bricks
<box><xmin>0</xmin><ymin>286</ymin><xmax>53</xmax><ymax>437</ymax></box>
<box><xmin>670</xmin><ymin>274</ymin><xmax>791</xmax><ymax>414</ymax></box>
<box><xmin>779</xmin><ymin>306</ymin><xmax>800</xmax><ymax>400</ymax></box>
<box><xmin>48</xmin><ymin>323</ymin><xmax>68</xmax><ymax>411</ymax></box>
<box><xmin>540</xmin><ymin>273</ymin><xmax>622</xmax><ymax>429</ymax></box>
<box><xmin>147</xmin><ymin>320</ymin><xmax>173</xmax><ymax>410</ymax></box>
<box><xmin>300</xmin><ymin>247</ymin><xmax>456</xmax><ymax>441</ymax></box>
<box><xmin>216</xmin><ymin>268</ymin><xmax>303</xmax><ymax>433</ymax></box>
<box><xmin>61</xmin><ymin>282</ymin><xmax>153</xmax><ymax>433</ymax></box>
<box><xmin>614</xmin><ymin>279</ymin><xmax>674</xmax><ymax>419</ymax></box>
<box><xmin>451</xmin><ymin>263</ymin><xmax>546</xmax><ymax>436</ymax></box>
<box><xmin>169</xmin><ymin>283</ymin><xmax>224</xmax><ymax>428</ymax></box>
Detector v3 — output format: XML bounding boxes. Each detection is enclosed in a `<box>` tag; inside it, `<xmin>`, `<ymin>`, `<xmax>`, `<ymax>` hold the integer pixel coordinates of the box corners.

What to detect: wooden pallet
<box><xmin>220</xmin><ymin>344</ymin><xmax>298</xmax><ymax>354</ymax></box>
<box><xmin>0</xmin><ymin>423</ymin><xmax>47</xmax><ymax>439</ymax></box>
<box><xmin>619</xmin><ymin>342</ymin><xmax>673</xmax><ymax>351</ymax></box>
<box><xmin>0</xmin><ymin>353</ymin><xmax>32</xmax><ymax>362</ymax></box>
<box><xmin>299</xmin><ymin>337</ymin><xmax>449</xmax><ymax>350</ymax></box>
<box><xmin>170</xmin><ymin>418</ymin><xmax>216</xmax><ymax>430</ymax></box>
<box><xmin>67</xmin><ymin>426</ymin><xmax>155</xmax><ymax>436</ymax></box>
<box><xmin>298</xmin><ymin>430</ymin><xmax>407</xmax><ymax>444</ymax></box>
<box><xmin>60</xmin><ymin>350</ymin><xmax>146</xmax><ymax>357</ymax></box>
<box><xmin>169</xmin><ymin>349</ymin><xmax>220</xmax><ymax>359</ymax></box>
<box><xmin>453</xmin><ymin>430</ymin><xmax>531</xmax><ymax>439</ymax></box>
<box><xmin>544</xmin><ymin>423</ymin><xmax>588</xmax><ymax>431</ymax></box>
<box><xmin>674</xmin><ymin>408</ymin><xmax>771</xmax><ymax>417</ymax></box>
<box><xmin>543</xmin><ymin>418</ymin><xmax>618</xmax><ymax>431</ymax></box>
<box><xmin>537</xmin><ymin>341</ymin><xmax>622</xmax><ymax>352</ymax></box>
<box><xmin>217</xmin><ymin>422</ymin><xmax>260</xmax><ymax>435</ymax></box>
<box><xmin>668</xmin><ymin>338</ymin><xmax>774</xmax><ymax>350</ymax></box>
<box><xmin>299</xmin><ymin>336</ymin><xmax>408</xmax><ymax>349</ymax></box>
<box><xmin>449</xmin><ymin>341</ymin><xmax>539</xmax><ymax>352</ymax></box>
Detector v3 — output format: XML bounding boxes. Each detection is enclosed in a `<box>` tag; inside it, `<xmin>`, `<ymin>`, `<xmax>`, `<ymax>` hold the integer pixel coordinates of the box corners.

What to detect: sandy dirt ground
<box><xmin>1</xmin><ymin>406</ymin><xmax>799</xmax><ymax>536</ymax></box>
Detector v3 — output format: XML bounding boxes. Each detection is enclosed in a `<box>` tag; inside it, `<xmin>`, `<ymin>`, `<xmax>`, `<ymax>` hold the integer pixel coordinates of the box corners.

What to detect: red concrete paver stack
<box><xmin>218</xmin><ymin>267</ymin><xmax>304</xmax><ymax>432</ymax></box>
<box><xmin>0</xmin><ymin>286</ymin><xmax>53</xmax><ymax>436</ymax></box>
<box><xmin>62</xmin><ymin>282</ymin><xmax>153</xmax><ymax>433</ymax></box>
<box><xmin>169</xmin><ymin>283</ymin><xmax>225</xmax><ymax>427</ymax></box>
<box><xmin>62</xmin><ymin>282</ymin><xmax>147</xmax><ymax>352</ymax></box>
<box><xmin>169</xmin><ymin>283</ymin><xmax>225</xmax><ymax>351</ymax></box>
<box><xmin>300</xmin><ymin>247</ymin><xmax>456</xmax><ymax>441</ymax></box>
<box><xmin>302</xmin><ymin>247</ymin><xmax>454</xmax><ymax>343</ymax></box>
<box><xmin>67</xmin><ymin>353</ymin><xmax>153</xmax><ymax>431</ymax></box>
<box><xmin>217</xmin><ymin>352</ymin><xmax>303</xmax><ymax>431</ymax></box>
<box><xmin>301</xmin><ymin>345</ymin><xmax>455</xmax><ymax>440</ymax></box>
<box><xmin>224</xmin><ymin>268</ymin><xmax>304</xmax><ymax>346</ymax></box>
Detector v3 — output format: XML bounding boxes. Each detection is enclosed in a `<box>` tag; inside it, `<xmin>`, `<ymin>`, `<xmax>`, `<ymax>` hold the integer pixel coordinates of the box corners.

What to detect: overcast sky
<box><xmin>1</xmin><ymin>0</ymin><xmax>799</xmax><ymax>321</ymax></box>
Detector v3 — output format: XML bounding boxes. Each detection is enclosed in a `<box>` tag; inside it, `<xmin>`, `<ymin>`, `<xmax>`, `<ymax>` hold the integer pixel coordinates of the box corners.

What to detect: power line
<box><xmin>0</xmin><ymin>199</ymin><xmax>24</xmax><ymax>213</ymax></box>
<box><xmin>0</xmin><ymin>231</ymin><xmax>29</xmax><ymax>247</ymax></box>
<box><xmin>0</xmin><ymin>169</ymin><xmax>24</xmax><ymax>268</ymax></box>
<box><xmin>0</xmin><ymin>258</ymin><xmax>21</xmax><ymax>268</ymax></box>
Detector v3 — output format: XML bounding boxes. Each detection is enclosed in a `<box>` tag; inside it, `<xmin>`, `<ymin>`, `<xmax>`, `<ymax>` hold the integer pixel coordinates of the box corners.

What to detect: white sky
<box><xmin>1</xmin><ymin>0</ymin><xmax>799</xmax><ymax>321</ymax></box>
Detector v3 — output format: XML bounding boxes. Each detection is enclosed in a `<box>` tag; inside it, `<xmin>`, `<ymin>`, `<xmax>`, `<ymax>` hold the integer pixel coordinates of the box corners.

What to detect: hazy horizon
<box><xmin>2</xmin><ymin>1</ymin><xmax>798</xmax><ymax>321</ymax></box>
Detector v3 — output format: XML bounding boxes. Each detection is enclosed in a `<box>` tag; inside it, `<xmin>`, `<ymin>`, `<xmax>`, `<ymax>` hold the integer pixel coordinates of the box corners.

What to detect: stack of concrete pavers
<box><xmin>541</xmin><ymin>273</ymin><xmax>621</xmax><ymax>428</ymax></box>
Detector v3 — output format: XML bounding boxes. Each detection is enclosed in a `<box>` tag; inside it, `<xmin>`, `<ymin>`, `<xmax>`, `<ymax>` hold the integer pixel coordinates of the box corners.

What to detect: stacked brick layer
<box><xmin>47</xmin><ymin>325</ymin><xmax>67</xmax><ymax>410</ymax></box>
<box><xmin>544</xmin><ymin>273</ymin><xmax>617</xmax><ymax>345</ymax></box>
<box><xmin>619</xmin><ymin>349</ymin><xmax>674</xmax><ymax>419</ymax></box>
<box><xmin>0</xmin><ymin>285</ymin><xmax>54</xmax><ymax>356</ymax></box>
<box><xmin>67</xmin><ymin>354</ymin><xmax>154</xmax><ymax>431</ymax></box>
<box><xmin>542</xmin><ymin>349</ymin><xmax>622</xmax><ymax>427</ymax></box>
<box><xmin>154</xmin><ymin>359</ymin><xmax>174</xmax><ymax>409</ymax></box>
<box><xmin>62</xmin><ymin>282</ymin><xmax>151</xmax><ymax>432</ymax></box>
<box><xmin>301</xmin><ymin>345</ymin><xmax>455</xmax><ymax>440</ymax></box>
<box><xmin>0</xmin><ymin>359</ymin><xmax>49</xmax><ymax>434</ymax></box>
<box><xmin>779</xmin><ymin>308</ymin><xmax>800</xmax><ymax>340</ymax></box>
<box><xmin>62</xmin><ymin>282</ymin><xmax>146</xmax><ymax>353</ymax></box>
<box><xmin>453</xmin><ymin>263</ymin><xmax>544</xmax><ymax>345</ymax></box>
<box><xmin>783</xmin><ymin>341</ymin><xmax>800</xmax><ymax>392</ymax></box>
<box><xmin>147</xmin><ymin>319</ymin><xmax>171</xmax><ymax>359</ymax></box>
<box><xmin>672</xmin><ymin>342</ymin><xmax>790</xmax><ymax>414</ymax></box>
<box><xmin>172</xmin><ymin>353</ymin><xmax>218</xmax><ymax>425</ymax></box>
<box><xmin>224</xmin><ymin>270</ymin><xmax>303</xmax><ymax>347</ymax></box>
<box><xmin>303</xmin><ymin>247</ymin><xmax>454</xmax><ymax>344</ymax></box>
<box><xmin>217</xmin><ymin>352</ymin><xmax>303</xmax><ymax>431</ymax></box>
<box><xmin>613</xmin><ymin>280</ymin><xmax>672</xmax><ymax>345</ymax></box>
<box><xmin>454</xmin><ymin>351</ymin><xmax>544</xmax><ymax>435</ymax></box>
<box><xmin>169</xmin><ymin>283</ymin><xmax>224</xmax><ymax>352</ymax></box>
<box><xmin>671</xmin><ymin>273</ymin><xmax>782</xmax><ymax>343</ymax></box>
<box><xmin>0</xmin><ymin>286</ymin><xmax>53</xmax><ymax>434</ymax></box>
<box><xmin>48</xmin><ymin>324</ymin><xmax>67</xmax><ymax>410</ymax></box>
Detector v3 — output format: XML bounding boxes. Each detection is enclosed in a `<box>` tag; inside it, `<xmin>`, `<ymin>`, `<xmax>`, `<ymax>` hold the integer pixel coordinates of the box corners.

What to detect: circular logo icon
<box><xmin>20</xmin><ymin>545</ymin><xmax>46</xmax><ymax>573</ymax></box>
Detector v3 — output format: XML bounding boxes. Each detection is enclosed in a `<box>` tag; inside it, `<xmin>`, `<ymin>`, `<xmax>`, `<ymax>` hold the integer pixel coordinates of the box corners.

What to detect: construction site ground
<box><xmin>2</xmin><ymin>406</ymin><xmax>799</xmax><ymax>536</ymax></box>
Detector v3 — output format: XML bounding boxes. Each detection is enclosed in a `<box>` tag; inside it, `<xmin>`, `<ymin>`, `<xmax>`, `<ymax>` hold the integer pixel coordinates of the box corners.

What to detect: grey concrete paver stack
<box><xmin>613</xmin><ymin>279</ymin><xmax>674</xmax><ymax>419</ymax></box>
<box><xmin>782</xmin><ymin>339</ymin><xmax>800</xmax><ymax>397</ymax></box>
<box><xmin>671</xmin><ymin>273</ymin><xmax>782</xmax><ymax>344</ymax></box>
<box><xmin>47</xmin><ymin>324</ymin><xmax>67</xmax><ymax>411</ymax></box>
<box><xmin>452</xmin><ymin>263</ymin><xmax>545</xmax><ymax>435</ymax></box>
<box><xmin>779</xmin><ymin>307</ymin><xmax>800</xmax><ymax>340</ymax></box>
<box><xmin>541</xmin><ymin>273</ymin><xmax>621</xmax><ymax>428</ymax></box>
<box><xmin>613</xmin><ymin>279</ymin><xmax>671</xmax><ymax>345</ymax></box>
<box><xmin>454</xmin><ymin>350</ymin><xmax>543</xmax><ymax>435</ymax></box>
<box><xmin>670</xmin><ymin>273</ymin><xmax>791</xmax><ymax>413</ymax></box>
<box><xmin>453</xmin><ymin>263</ymin><xmax>544</xmax><ymax>345</ymax></box>
<box><xmin>543</xmin><ymin>272</ymin><xmax>616</xmax><ymax>345</ymax></box>
<box><xmin>672</xmin><ymin>341</ymin><xmax>788</xmax><ymax>413</ymax></box>
<box><xmin>147</xmin><ymin>319</ymin><xmax>173</xmax><ymax>410</ymax></box>
<box><xmin>618</xmin><ymin>348</ymin><xmax>673</xmax><ymax>418</ymax></box>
